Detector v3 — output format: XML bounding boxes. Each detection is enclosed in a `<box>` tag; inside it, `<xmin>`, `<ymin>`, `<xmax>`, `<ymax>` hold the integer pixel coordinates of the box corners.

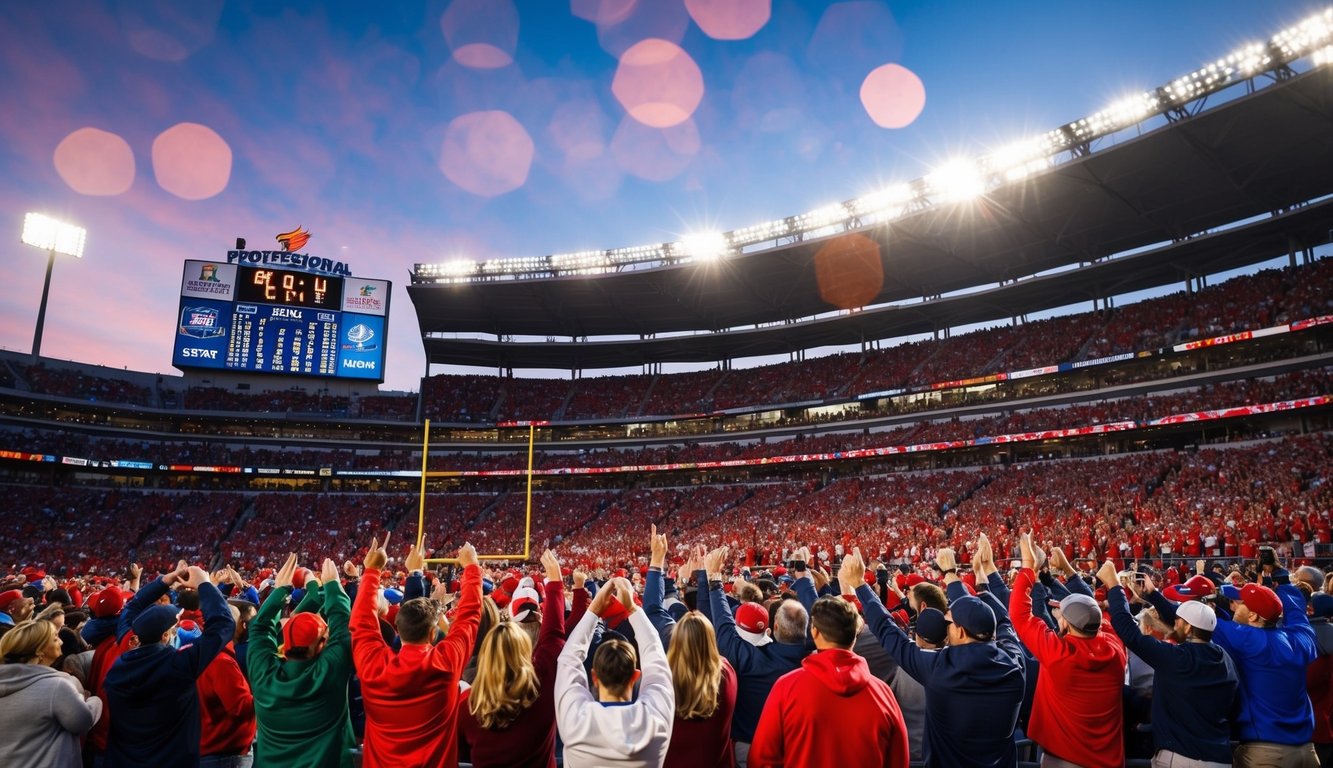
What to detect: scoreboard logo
<box><xmin>276</xmin><ymin>226</ymin><xmax>311</xmax><ymax>252</ymax></box>
<box><xmin>181</xmin><ymin>260</ymin><xmax>237</xmax><ymax>300</ymax></box>
<box><xmin>342</xmin><ymin>323</ymin><xmax>378</xmax><ymax>351</ymax></box>
<box><xmin>342</xmin><ymin>278</ymin><xmax>389</xmax><ymax>316</ymax></box>
<box><xmin>179</xmin><ymin>306</ymin><xmax>225</xmax><ymax>339</ymax></box>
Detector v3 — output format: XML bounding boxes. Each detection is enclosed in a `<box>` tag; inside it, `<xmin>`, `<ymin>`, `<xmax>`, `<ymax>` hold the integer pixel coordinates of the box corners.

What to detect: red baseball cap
<box><xmin>1163</xmin><ymin>574</ymin><xmax>1215</xmax><ymax>602</ymax></box>
<box><xmin>283</xmin><ymin>612</ymin><xmax>328</xmax><ymax>651</ymax></box>
<box><xmin>87</xmin><ymin>589</ymin><xmax>124</xmax><ymax>618</ymax></box>
<box><xmin>1222</xmin><ymin>583</ymin><xmax>1283</xmax><ymax>622</ymax></box>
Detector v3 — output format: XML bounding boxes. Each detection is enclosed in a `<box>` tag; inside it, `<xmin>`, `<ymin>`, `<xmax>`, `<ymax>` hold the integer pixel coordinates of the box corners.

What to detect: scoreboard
<box><xmin>172</xmin><ymin>260</ymin><xmax>390</xmax><ymax>381</ymax></box>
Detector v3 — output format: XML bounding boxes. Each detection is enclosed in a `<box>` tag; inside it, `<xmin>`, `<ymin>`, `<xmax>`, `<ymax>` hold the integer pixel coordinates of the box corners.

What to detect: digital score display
<box><xmin>172</xmin><ymin>260</ymin><xmax>390</xmax><ymax>381</ymax></box>
<box><xmin>234</xmin><ymin>267</ymin><xmax>343</xmax><ymax>309</ymax></box>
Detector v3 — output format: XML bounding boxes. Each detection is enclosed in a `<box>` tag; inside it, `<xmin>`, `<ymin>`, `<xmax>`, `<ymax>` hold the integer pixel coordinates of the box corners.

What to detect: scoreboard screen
<box><xmin>172</xmin><ymin>260</ymin><xmax>390</xmax><ymax>381</ymax></box>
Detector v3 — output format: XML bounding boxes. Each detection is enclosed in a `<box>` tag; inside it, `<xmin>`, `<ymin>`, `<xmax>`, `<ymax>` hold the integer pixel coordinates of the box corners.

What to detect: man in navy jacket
<box><xmin>1096</xmin><ymin>560</ymin><xmax>1238</xmax><ymax>766</ymax></box>
<box><xmin>849</xmin><ymin>547</ymin><xmax>1026</xmax><ymax>768</ymax></box>
<box><xmin>104</xmin><ymin>563</ymin><xmax>235</xmax><ymax>768</ymax></box>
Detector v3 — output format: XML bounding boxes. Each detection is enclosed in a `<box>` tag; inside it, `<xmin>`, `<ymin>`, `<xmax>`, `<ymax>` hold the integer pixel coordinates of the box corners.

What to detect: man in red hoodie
<box><xmin>351</xmin><ymin>534</ymin><xmax>482</xmax><ymax>768</ymax></box>
<box><xmin>1009</xmin><ymin>532</ymin><xmax>1126</xmax><ymax>768</ymax></box>
<box><xmin>750</xmin><ymin>593</ymin><xmax>910</xmax><ymax>768</ymax></box>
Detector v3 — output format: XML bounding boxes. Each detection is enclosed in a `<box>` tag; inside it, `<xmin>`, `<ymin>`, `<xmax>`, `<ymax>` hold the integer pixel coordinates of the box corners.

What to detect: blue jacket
<box><xmin>103</xmin><ymin>578</ymin><xmax>234</xmax><ymax>768</ymax></box>
<box><xmin>1106</xmin><ymin>587</ymin><xmax>1237</xmax><ymax>762</ymax></box>
<box><xmin>859</xmin><ymin>582</ymin><xmax>1026</xmax><ymax>768</ymax></box>
<box><xmin>708</xmin><ymin>583</ymin><xmax>806</xmax><ymax>743</ymax></box>
<box><xmin>1213</xmin><ymin>583</ymin><xmax>1318</xmax><ymax>745</ymax></box>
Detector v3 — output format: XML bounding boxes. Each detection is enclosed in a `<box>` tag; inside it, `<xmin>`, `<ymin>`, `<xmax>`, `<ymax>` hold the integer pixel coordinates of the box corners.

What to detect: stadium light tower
<box><xmin>21</xmin><ymin>212</ymin><xmax>86</xmax><ymax>358</ymax></box>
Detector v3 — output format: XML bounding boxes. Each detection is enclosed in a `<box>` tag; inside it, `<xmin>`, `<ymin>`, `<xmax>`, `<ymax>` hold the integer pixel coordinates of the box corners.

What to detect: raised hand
<box><xmin>1095</xmin><ymin>559</ymin><xmax>1120</xmax><ymax>590</ymax></box>
<box><xmin>320</xmin><ymin>558</ymin><xmax>339</xmax><ymax>585</ymax></box>
<box><xmin>405</xmin><ymin>541</ymin><xmax>426</xmax><ymax>572</ymax></box>
<box><xmin>183</xmin><ymin>566</ymin><xmax>212</xmax><ymax>591</ymax></box>
<box><xmin>1019</xmin><ymin>532</ymin><xmax>1036</xmax><ymax>571</ymax></box>
<box><xmin>457</xmin><ymin>542</ymin><xmax>479</xmax><ymax>569</ymax></box>
<box><xmin>343</xmin><ymin>560</ymin><xmax>362</xmax><ymax>579</ymax></box>
<box><xmin>589</xmin><ymin>578</ymin><xmax>618</xmax><ymax>617</ymax></box>
<box><xmin>935</xmin><ymin>547</ymin><xmax>957</xmax><ymax>573</ymax></box>
<box><xmin>364</xmin><ymin>533</ymin><xmax>390</xmax><ymax>571</ymax></box>
<box><xmin>572</xmin><ymin>569</ymin><xmax>587</xmax><ymax>591</ymax></box>
<box><xmin>649</xmin><ymin>524</ymin><xmax>668</xmax><ymax>569</ymax></box>
<box><xmin>704</xmin><ymin>545</ymin><xmax>729</xmax><ymax>578</ymax></box>
<box><xmin>1050</xmin><ymin>547</ymin><xmax>1073</xmax><ymax>576</ymax></box>
<box><xmin>839</xmin><ymin>547</ymin><xmax>866</xmax><ymax>588</ymax></box>
<box><xmin>273</xmin><ymin>553</ymin><xmax>299</xmax><ymax>589</ymax></box>
<box><xmin>541</xmin><ymin>549</ymin><xmax>562</xmax><ymax>583</ymax></box>
<box><xmin>128</xmin><ymin>562</ymin><xmax>142</xmax><ymax>581</ymax></box>
<box><xmin>163</xmin><ymin>560</ymin><xmax>190</xmax><ymax>587</ymax></box>
<box><xmin>612</xmin><ymin>577</ymin><xmax>637</xmax><ymax>614</ymax></box>
<box><xmin>812</xmin><ymin>567</ymin><xmax>831</xmax><ymax>591</ymax></box>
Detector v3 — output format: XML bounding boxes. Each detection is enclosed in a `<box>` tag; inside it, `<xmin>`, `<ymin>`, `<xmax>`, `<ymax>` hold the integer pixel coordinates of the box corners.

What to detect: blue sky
<box><xmin>0</xmin><ymin>1</ymin><xmax>1325</xmax><ymax>391</ymax></box>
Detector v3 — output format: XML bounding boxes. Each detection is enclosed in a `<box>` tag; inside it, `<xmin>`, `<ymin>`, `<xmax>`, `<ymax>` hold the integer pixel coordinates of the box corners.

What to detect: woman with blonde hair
<box><xmin>458</xmin><ymin>550</ymin><xmax>567</xmax><ymax>768</ymax></box>
<box><xmin>0</xmin><ymin>619</ymin><xmax>102</xmax><ymax>767</ymax></box>
<box><xmin>664</xmin><ymin>612</ymin><xmax>737</xmax><ymax>768</ymax></box>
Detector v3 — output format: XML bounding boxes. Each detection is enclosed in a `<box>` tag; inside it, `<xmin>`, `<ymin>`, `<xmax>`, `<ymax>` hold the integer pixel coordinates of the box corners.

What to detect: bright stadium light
<box><xmin>927</xmin><ymin>159</ymin><xmax>986</xmax><ymax>203</ymax></box>
<box><xmin>21</xmin><ymin>212</ymin><xmax>87</xmax><ymax>358</ymax></box>
<box><xmin>679</xmin><ymin>231</ymin><xmax>728</xmax><ymax>262</ymax></box>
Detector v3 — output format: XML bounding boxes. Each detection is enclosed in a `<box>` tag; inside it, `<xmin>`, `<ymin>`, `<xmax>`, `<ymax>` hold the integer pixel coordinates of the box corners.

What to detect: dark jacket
<box><xmin>1106</xmin><ymin>586</ymin><xmax>1237</xmax><ymax>763</ymax></box>
<box><xmin>103</xmin><ymin>578</ymin><xmax>234</xmax><ymax>768</ymax></box>
<box><xmin>708</xmin><ymin>583</ymin><xmax>807</xmax><ymax>743</ymax></box>
<box><xmin>858</xmin><ymin>583</ymin><xmax>1026</xmax><ymax>768</ymax></box>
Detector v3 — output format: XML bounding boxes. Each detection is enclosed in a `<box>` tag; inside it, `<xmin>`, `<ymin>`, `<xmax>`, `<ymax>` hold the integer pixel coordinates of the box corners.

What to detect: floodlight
<box><xmin>21</xmin><ymin>212</ymin><xmax>87</xmax><ymax>358</ymax></box>
<box><xmin>440</xmin><ymin>259</ymin><xmax>476</xmax><ymax>277</ymax></box>
<box><xmin>679</xmin><ymin>231</ymin><xmax>728</xmax><ymax>261</ymax></box>
<box><xmin>22</xmin><ymin>213</ymin><xmax>86</xmax><ymax>258</ymax></box>
<box><xmin>1315</xmin><ymin>45</ymin><xmax>1333</xmax><ymax>66</ymax></box>
<box><xmin>927</xmin><ymin>159</ymin><xmax>986</xmax><ymax>202</ymax></box>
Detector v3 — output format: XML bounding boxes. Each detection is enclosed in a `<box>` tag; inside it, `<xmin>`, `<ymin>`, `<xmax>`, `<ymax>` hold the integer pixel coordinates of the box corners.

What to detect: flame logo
<box><xmin>276</xmin><ymin>226</ymin><xmax>311</xmax><ymax>252</ymax></box>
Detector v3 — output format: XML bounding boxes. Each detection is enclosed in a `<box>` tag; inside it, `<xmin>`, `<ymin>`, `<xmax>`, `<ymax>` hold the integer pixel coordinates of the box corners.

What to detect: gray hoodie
<box><xmin>0</xmin><ymin>663</ymin><xmax>102</xmax><ymax>768</ymax></box>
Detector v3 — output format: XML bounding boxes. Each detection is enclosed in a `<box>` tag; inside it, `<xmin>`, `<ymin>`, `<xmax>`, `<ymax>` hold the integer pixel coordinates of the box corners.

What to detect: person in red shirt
<box><xmin>750</xmin><ymin>595</ymin><xmax>910</xmax><ymax>768</ymax></box>
<box><xmin>195</xmin><ymin>603</ymin><xmax>255</xmax><ymax>767</ymax></box>
<box><xmin>457</xmin><ymin>549</ymin><xmax>567</xmax><ymax>768</ymax></box>
<box><xmin>1009</xmin><ymin>532</ymin><xmax>1126</xmax><ymax>768</ymax></box>
<box><xmin>351</xmin><ymin>535</ymin><xmax>482</xmax><ymax>768</ymax></box>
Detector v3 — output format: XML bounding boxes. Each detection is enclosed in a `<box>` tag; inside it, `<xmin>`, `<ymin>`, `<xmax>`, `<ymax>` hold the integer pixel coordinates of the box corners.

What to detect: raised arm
<box><xmin>534</xmin><ymin>550</ymin><xmax>568</xmax><ymax>676</ymax></box>
<box><xmin>846</xmin><ymin>549</ymin><xmax>938</xmax><ymax>685</ymax></box>
<box><xmin>117</xmin><ymin>562</ymin><xmax>183</xmax><ymax>641</ymax></box>
<box><xmin>643</xmin><ymin>526</ymin><xmax>676</xmax><ymax>648</ymax></box>
<box><xmin>247</xmin><ymin>553</ymin><xmax>297</xmax><ymax>680</ymax></box>
<box><xmin>432</xmin><ymin>544</ymin><xmax>483</xmax><ymax>674</ymax></box>
<box><xmin>351</xmin><ymin>538</ymin><xmax>392</xmax><ymax>678</ymax></box>
<box><xmin>176</xmin><ymin>567</ymin><xmax>235</xmax><ymax>678</ymax></box>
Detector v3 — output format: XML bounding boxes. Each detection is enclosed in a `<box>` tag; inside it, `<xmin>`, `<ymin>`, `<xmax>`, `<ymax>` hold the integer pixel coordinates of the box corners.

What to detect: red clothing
<box><xmin>1308</xmin><ymin>653</ymin><xmax>1333</xmax><ymax>744</ymax></box>
<box><xmin>457</xmin><ymin>579</ymin><xmax>566</xmax><ymax>768</ymax></box>
<box><xmin>1010</xmin><ymin>568</ymin><xmax>1126</xmax><ymax>768</ymax></box>
<box><xmin>197</xmin><ymin>642</ymin><xmax>255</xmax><ymax>756</ymax></box>
<box><xmin>352</xmin><ymin>564</ymin><xmax>482</xmax><ymax>768</ymax></box>
<box><xmin>88</xmin><ymin>633</ymin><xmax>132</xmax><ymax>752</ymax></box>
<box><xmin>750</xmin><ymin>648</ymin><xmax>909</xmax><ymax>768</ymax></box>
<box><xmin>664</xmin><ymin>657</ymin><xmax>737</xmax><ymax>768</ymax></box>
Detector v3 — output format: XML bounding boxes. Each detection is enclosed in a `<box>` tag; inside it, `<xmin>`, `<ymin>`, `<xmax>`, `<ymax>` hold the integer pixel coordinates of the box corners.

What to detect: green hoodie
<box><xmin>248</xmin><ymin>580</ymin><xmax>355</xmax><ymax>768</ymax></box>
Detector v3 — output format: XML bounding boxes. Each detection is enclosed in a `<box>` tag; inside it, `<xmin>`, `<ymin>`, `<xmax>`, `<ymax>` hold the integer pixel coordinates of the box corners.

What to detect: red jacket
<box><xmin>457</xmin><ymin>579</ymin><xmax>566</xmax><ymax>768</ymax></box>
<box><xmin>750</xmin><ymin>648</ymin><xmax>909</xmax><ymax>768</ymax></box>
<box><xmin>351</xmin><ymin>565</ymin><xmax>482</xmax><ymax>768</ymax></box>
<box><xmin>88</xmin><ymin>633</ymin><xmax>132</xmax><ymax>751</ymax></box>
<box><xmin>196</xmin><ymin>642</ymin><xmax>255</xmax><ymax>756</ymax></box>
<box><xmin>1308</xmin><ymin>652</ymin><xmax>1333</xmax><ymax>744</ymax></box>
<box><xmin>1010</xmin><ymin>568</ymin><xmax>1127</xmax><ymax>768</ymax></box>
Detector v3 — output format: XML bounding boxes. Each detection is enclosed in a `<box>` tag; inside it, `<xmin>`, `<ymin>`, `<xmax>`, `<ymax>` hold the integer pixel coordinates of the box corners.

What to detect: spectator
<box><xmin>353</xmin><ymin>537</ymin><xmax>482</xmax><ymax>768</ymax></box>
<box><xmin>103</xmin><ymin>563</ymin><xmax>235</xmax><ymax>768</ymax></box>
<box><xmin>0</xmin><ymin>619</ymin><xmax>102</xmax><ymax>767</ymax></box>
<box><xmin>1096</xmin><ymin>560</ymin><xmax>1238</xmax><ymax>768</ymax></box>
<box><xmin>194</xmin><ymin>603</ymin><xmax>256</xmax><ymax>768</ymax></box>
<box><xmin>556</xmin><ymin>577</ymin><xmax>673</xmax><ymax>767</ymax></box>
<box><xmin>705</xmin><ymin>546</ymin><xmax>808</xmax><ymax>766</ymax></box>
<box><xmin>458</xmin><ymin>549</ymin><xmax>567</xmax><ymax>768</ymax></box>
<box><xmin>1215</xmin><ymin>574</ymin><xmax>1320</xmax><ymax>767</ymax></box>
<box><xmin>0</xmin><ymin>589</ymin><xmax>36</xmax><ymax>635</ymax></box>
<box><xmin>749</xmin><ymin>594</ymin><xmax>910</xmax><ymax>767</ymax></box>
<box><xmin>248</xmin><ymin>554</ymin><xmax>355</xmax><ymax>768</ymax></box>
<box><xmin>851</xmin><ymin>546</ymin><xmax>1027</xmax><ymax>768</ymax></box>
<box><xmin>1308</xmin><ymin>593</ymin><xmax>1333</xmax><ymax>765</ymax></box>
<box><xmin>1010</xmin><ymin>533</ymin><xmax>1127</xmax><ymax>768</ymax></box>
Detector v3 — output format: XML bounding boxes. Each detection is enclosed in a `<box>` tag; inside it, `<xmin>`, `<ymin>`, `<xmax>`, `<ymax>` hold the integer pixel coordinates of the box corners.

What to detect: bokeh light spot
<box><xmin>596</xmin><ymin>1</ymin><xmax>690</xmax><ymax>58</ymax></box>
<box><xmin>612</xmin><ymin>39</ymin><xmax>704</xmax><ymax>129</ymax></box>
<box><xmin>116</xmin><ymin>0</ymin><xmax>224</xmax><ymax>62</ymax></box>
<box><xmin>815</xmin><ymin>234</ymin><xmax>884</xmax><ymax>309</ymax></box>
<box><xmin>53</xmin><ymin>128</ymin><xmax>136</xmax><ymax>196</ymax></box>
<box><xmin>571</xmin><ymin>0</ymin><xmax>638</xmax><ymax>25</ymax></box>
<box><xmin>442</xmin><ymin>0</ymin><xmax>519</xmax><ymax>70</ymax></box>
<box><xmin>439</xmin><ymin>111</ymin><xmax>534</xmax><ymax>197</ymax></box>
<box><xmin>610</xmin><ymin>116</ymin><xmax>700</xmax><ymax>182</ymax></box>
<box><xmin>685</xmin><ymin>0</ymin><xmax>771</xmax><ymax>40</ymax></box>
<box><xmin>151</xmin><ymin>123</ymin><xmax>232</xmax><ymax>200</ymax></box>
<box><xmin>860</xmin><ymin>63</ymin><xmax>926</xmax><ymax>128</ymax></box>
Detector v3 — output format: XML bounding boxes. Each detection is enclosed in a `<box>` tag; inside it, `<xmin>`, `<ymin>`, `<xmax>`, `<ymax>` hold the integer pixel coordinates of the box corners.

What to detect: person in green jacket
<box><xmin>248</xmin><ymin>553</ymin><xmax>355</xmax><ymax>768</ymax></box>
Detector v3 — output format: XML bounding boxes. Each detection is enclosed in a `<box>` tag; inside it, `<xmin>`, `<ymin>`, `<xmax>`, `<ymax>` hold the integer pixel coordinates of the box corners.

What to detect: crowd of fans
<box><xmin>2</xmin><ymin>489</ymin><xmax>1330</xmax><ymax>767</ymax></box>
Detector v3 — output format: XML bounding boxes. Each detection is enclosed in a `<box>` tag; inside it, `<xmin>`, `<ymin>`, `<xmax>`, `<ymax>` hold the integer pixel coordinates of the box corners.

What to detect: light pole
<box><xmin>21</xmin><ymin>213</ymin><xmax>86</xmax><ymax>359</ymax></box>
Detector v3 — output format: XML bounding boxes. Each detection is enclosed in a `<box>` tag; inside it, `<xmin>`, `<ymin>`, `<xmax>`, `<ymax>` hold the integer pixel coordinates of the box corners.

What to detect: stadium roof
<box><xmin>410</xmin><ymin>65</ymin><xmax>1333</xmax><ymax>370</ymax></box>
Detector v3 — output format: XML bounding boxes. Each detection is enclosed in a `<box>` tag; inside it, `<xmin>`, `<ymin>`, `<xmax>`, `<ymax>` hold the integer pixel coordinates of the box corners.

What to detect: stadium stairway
<box><xmin>212</xmin><ymin>497</ymin><xmax>258</xmax><ymax>568</ymax></box>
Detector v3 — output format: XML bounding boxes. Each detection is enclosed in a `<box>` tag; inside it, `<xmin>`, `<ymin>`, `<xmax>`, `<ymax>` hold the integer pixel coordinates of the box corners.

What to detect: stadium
<box><xmin>2</xmin><ymin>4</ymin><xmax>1333</xmax><ymax>768</ymax></box>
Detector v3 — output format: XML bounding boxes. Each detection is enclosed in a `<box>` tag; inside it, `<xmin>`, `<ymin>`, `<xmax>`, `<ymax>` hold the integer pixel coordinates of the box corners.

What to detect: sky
<box><xmin>0</xmin><ymin>0</ymin><xmax>1327</xmax><ymax>393</ymax></box>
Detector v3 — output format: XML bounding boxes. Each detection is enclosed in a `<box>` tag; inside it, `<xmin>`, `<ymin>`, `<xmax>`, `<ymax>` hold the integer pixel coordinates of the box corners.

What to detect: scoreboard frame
<box><xmin>171</xmin><ymin>259</ymin><xmax>391</xmax><ymax>382</ymax></box>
